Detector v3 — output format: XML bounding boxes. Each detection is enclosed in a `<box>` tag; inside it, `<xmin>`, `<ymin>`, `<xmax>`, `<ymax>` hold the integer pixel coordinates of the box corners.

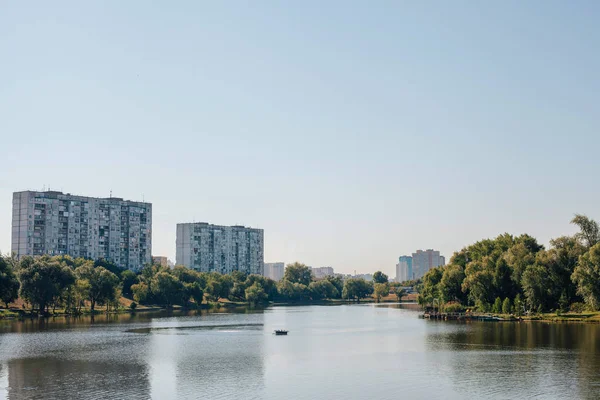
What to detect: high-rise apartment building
<box><xmin>396</xmin><ymin>256</ymin><xmax>413</xmax><ymax>282</ymax></box>
<box><xmin>264</xmin><ymin>262</ymin><xmax>285</xmax><ymax>281</ymax></box>
<box><xmin>411</xmin><ymin>249</ymin><xmax>445</xmax><ymax>280</ymax></box>
<box><xmin>11</xmin><ymin>190</ymin><xmax>152</xmax><ymax>271</ymax></box>
<box><xmin>176</xmin><ymin>222</ymin><xmax>264</xmax><ymax>275</ymax></box>
<box><xmin>311</xmin><ymin>266</ymin><xmax>334</xmax><ymax>279</ymax></box>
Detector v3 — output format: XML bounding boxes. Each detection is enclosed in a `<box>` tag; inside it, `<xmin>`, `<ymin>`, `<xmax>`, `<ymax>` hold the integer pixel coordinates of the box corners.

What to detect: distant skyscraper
<box><xmin>411</xmin><ymin>249</ymin><xmax>445</xmax><ymax>280</ymax></box>
<box><xmin>176</xmin><ymin>222</ymin><xmax>263</xmax><ymax>275</ymax></box>
<box><xmin>11</xmin><ymin>190</ymin><xmax>152</xmax><ymax>271</ymax></box>
<box><xmin>396</xmin><ymin>256</ymin><xmax>413</xmax><ymax>282</ymax></box>
<box><xmin>311</xmin><ymin>266</ymin><xmax>334</xmax><ymax>279</ymax></box>
<box><xmin>264</xmin><ymin>262</ymin><xmax>285</xmax><ymax>281</ymax></box>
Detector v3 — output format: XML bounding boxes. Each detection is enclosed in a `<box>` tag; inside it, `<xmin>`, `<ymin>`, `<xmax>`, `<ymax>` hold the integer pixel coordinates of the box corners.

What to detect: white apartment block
<box><xmin>176</xmin><ymin>222</ymin><xmax>264</xmax><ymax>275</ymax></box>
<box><xmin>264</xmin><ymin>262</ymin><xmax>285</xmax><ymax>281</ymax></box>
<box><xmin>12</xmin><ymin>191</ymin><xmax>152</xmax><ymax>271</ymax></box>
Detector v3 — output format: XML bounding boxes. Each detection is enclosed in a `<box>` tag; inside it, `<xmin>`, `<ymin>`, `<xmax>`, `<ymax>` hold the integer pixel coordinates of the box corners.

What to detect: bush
<box><xmin>570</xmin><ymin>302</ymin><xmax>587</xmax><ymax>313</ymax></box>
<box><xmin>443</xmin><ymin>302</ymin><xmax>465</xmax><ymax>313</ymax></box>
<box><xmin>129</xmin><ymin>301</ymin><xmax>137</xmax><ymax>311</ymax></box>
<box><xmin>502</xmin><ymin>298</ymin><xmax>512</xmax><ymax>314</ymax></box>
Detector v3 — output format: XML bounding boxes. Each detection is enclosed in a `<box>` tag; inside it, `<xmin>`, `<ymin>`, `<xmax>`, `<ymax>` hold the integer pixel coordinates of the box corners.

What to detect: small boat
<box><xmin>274</xmin><ymin>330</ymin><xmax>288</xmax><ymax>335</ymax></box>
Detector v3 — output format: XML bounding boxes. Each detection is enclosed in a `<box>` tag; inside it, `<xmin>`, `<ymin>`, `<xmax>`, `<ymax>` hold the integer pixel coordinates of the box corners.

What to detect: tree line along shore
<box><xmin>416</xmin><ymin>214</ymin><xmax>600</xmax><ymax>322</ymax></box>
<box><xmin>1</xmin><ymin>214</ymin><xmax>599</xmax><ymax>322</ymax></box>
<box><xmin>0</xmin><ymin>255</ymin><xmax>407</xmax><ymax>319</ymax></box>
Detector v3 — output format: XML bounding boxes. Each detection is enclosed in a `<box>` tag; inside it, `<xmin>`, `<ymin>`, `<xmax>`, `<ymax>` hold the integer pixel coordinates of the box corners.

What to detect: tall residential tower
<box><xmin>396</xmin><ymin>256</ymin><xmax>413</xmax><ymax>282</ymax></box>
<box><xmin>11</xmin><ymin>190</ymin><xmax>152</xmax><ymax>271</ymax></box>
<box><xmin>176</xmin><ymin>222</ymin><xmax>264</xmax><ymax>275</ymax></box>
<box><xmin>411</xmin><ymin>249</ymin><xmax>445</xmax><ymax>280</ymax></box>
<box><xmin>264</xmin><ymin>262</ymin><xmax>285</xmax><ymax>281</ymax></box>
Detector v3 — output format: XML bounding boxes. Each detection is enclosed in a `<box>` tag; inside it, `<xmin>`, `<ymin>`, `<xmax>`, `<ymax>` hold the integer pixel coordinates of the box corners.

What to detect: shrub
<box><xmin>129</xmin><ymin>301</ymin><xmax>137</xmax><ymax>311</ymax></box>
<box><xmin>570</xmin><ymin>302</ymin><xmax>587</xmax><ymax>313</ymax></box>
<box><xmin>443</xmin><ymin>302</ymin><xmax>465</xmax><ymax>313</ymax></box>
<box><xmin>502</xmin><ymin>298</ymin><xmax>512</xmax><ymax>314</ymax></box>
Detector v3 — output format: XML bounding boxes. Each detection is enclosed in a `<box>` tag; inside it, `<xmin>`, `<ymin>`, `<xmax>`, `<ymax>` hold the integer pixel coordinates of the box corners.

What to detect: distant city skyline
<box><xmin>1</xmin><ymin>2</ymin><xmax>598</xmax><ymax>277</ymax></box>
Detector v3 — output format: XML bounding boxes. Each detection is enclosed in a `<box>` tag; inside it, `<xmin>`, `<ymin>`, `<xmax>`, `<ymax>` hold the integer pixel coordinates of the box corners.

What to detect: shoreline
<box><xmin>0</xmin><ymin>298</ymin><xmax>419</xmax><ymax>320</ymax></box>
<box><xmin>422</xmin><ymin>311</ymin><xmax>600</xmax><ymax>324</ymax></box>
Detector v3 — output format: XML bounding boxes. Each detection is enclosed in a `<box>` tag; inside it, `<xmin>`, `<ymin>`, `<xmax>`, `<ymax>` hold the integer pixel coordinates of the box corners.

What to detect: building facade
<box><xmin>396</xmin><ymin>256</ymin><xmax>413</xmax><ymax>282</ymax></box>
<box><xmin>264</xmin><ymin>262</ymin><xmax>285</xmax><ymax>281</ymax></box>
<box><xmin>311</xmin><ymin>266</ymin><xmax>334</xmax><ymax>279</ymax></box>
<box><xmin>176</xmin><ymin>222</ymin><xmax>264</xmax><ymax>275</ymax></box>
<box><xmin>11</xmin><ymin>190</ymin><xmax>152</xmax><ymax>271</ymax></box>
<box><xmin>152</xmin><ymin>256</ymin><xmax>169</xmax><ymax>268</ymax></box>
<box><xmin>411</xmin><ymin>249</ymin><xmax>445</xmax><ymax>280</ymax></box>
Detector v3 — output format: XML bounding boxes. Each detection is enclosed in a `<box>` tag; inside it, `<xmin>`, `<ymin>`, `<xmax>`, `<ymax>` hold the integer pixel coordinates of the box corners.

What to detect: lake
<box><xmin>0</xmin><ymin>304</ymin><xmax>599</xmax><ymax>399</ymax></box>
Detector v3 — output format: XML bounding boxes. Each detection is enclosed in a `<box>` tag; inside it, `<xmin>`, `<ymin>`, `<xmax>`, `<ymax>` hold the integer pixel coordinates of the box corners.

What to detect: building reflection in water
<box><xmin>0</xmin><ymin>310</ymin><xmax>267</xmax><ymax>399</ymax></box>
<box><xmin>146</xmin><ymin>313</ymin><xmax>266</xmax><ymax>399</ymax></box>
<box><xmin>6</xmin><ymin>358</ymin><xmax>150</xmax><ymax>399</ymax></box>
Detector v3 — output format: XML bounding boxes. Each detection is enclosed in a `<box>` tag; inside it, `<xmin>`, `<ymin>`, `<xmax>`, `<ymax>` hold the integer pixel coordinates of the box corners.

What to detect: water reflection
<box><xmin>425</xmin><ymin>321</ymin><xmax>600</xmax><ymax>399</ymax></box>
<box><xmin>0</xmin><ymin>310</ymin><xmax>266</xmax><ymax>400</ymax></box>
<box><xmin>6</xmin><ymin>358</ymin><xmax>150</xmax><ymax>400</ymax></box>
<box><xmin>145</xmin><ymin>314</ymin><xmax>265</xmax><ymax>399</ymax></box>
<box><xmin>1</xmin><ymin>307</ymin><xmax>600</xmax><ymax>399</ymax></box>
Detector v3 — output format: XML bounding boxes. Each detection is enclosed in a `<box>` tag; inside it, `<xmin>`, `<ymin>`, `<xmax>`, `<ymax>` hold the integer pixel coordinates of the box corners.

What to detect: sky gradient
<box><xmin>1</xmin><ymin>1</ymin><xmax>599</xmax><ymax>276</ymax></box>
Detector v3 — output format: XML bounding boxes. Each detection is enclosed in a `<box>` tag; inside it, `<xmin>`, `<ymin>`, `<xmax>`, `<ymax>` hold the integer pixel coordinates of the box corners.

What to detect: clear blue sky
<box><xmin>1</xmin><ymin>1</ymin><xmax>599</xmax><ymax>276</ymax></box>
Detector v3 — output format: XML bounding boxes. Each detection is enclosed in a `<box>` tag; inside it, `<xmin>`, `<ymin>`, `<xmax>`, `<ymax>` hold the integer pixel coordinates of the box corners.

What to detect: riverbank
<box><xmin>423</xmin><ymin>310</ymin><xmax>600</xmax><ymax>323</ymax></box>
<box><xmin>0</xmin><ymin>296</ymin><xmax>251</xmax><ymax>320</ymax></box>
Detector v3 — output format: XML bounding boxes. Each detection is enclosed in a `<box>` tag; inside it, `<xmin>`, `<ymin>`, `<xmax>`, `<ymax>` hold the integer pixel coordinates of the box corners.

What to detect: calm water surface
<box><xmin>0</xmin><ymin>304</ymin><xmax>599</xmax><ymax>399</ymax></box>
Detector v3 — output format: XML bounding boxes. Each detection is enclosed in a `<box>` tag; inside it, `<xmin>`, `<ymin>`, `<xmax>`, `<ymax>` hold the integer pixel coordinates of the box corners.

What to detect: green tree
<box><xmin>308</xmin><ymin>280</ymin><xmax>338</xmax><ymax>300</ymax></box>
<box><xmin>572</xmin><ymin>243</ymin><xmax>600</xmax><ymax>310</ymax></box>
<box><xmin>513</xmin><ymin>293</ymin><xmax>523</xmax><ymax>316</ymax></box>
<box><xmin>342</xmin><ymin>278</ymin><xmax>374</xmax><ymax>302</ymax></box>
<box><xmin>245</xmin><ymin>282</ymin><xmax>267</xmax><ymax>305</ymax></box>
<box><xmin>184</xmin><ymin>282</ymin><xmax>204</xmax><ymax>305</ymax></box>
<box><xmin>230</xmin><ymin>281</ymin><xmax>248</xmax><ymax>301</ymax></box>
<box><xmin>245</xmin><ymin>275</ymin><xmax>278</xmax><ymax>301</ymax></box>
<box><xmin>94</xmin><ymin>258</ymin><xmax>125</xmax><ymax>277</ymax></box>
<box><xmin>521</xmin><ymin>263</ymin><xmax>551</xmax><ymax>312</ymax></box>
<box><xmin>205</xmin><ymin>277</ymin><xmax>224</xmax><ymax>301</ymax></box>
<box><xmin>324</xmin><ymin>275</ymin><xmax>344</xmax><ymax>298</ymax></box>
<box><xmin>0</xmin><ymin>256</ymin><xmax>19</xmax><ymax>308</ymax></box>
<box><xmin>121</xmin><ymin>270</ymin><xmax>138</xmax><ymax>299</ymax></box>
<box><xmin>439</xmin><ymin>264</ymin><xmax>465</xmax><ymax>303</ymax></box>
<box><xmin>75</xmin><ymin>265</ymin><xmax>120</xmax><ymax>312</ymax></box>
<box><xmin>131</xmin><ymin>282</ymin><xmax>150</xmax><ymax>304</ymax></box>
<box><xmin>504</xmin><ymin>242</ymin><xmax>538</xmax><ymax>287</ymax></box>
<box><xmin>18</xmin><ymin>256</ymin><xmax>75</xmax><ymax>314</ymax></box>
<box><xmin>373</xmin><ymin>283</ymin><xmax>390</xmax><ymax>302</ymax></box>
<box><xmin>73</xmin><ymin>279</ymin><xmax>91</xmax><ymax>313</ymax></box>
<box><xmin>571</xmin><ymin>214</ymin><xmax>600</xmax><ymax>249</ymax></box>
<box><xmin>395</xmin><ymin>287</ymin><xmax>407</xmax><ymax>302</ymax></box>
<box><xmin>372</xmin><ymin>271</ymin><xmax>389</xmax><ymax>284</ymax></box>
<box><xmin>419</xmin><ymin>267</ymin><xmax>444</xmax><ymax>306</ymax></box>
<box><xmin>151</xmin><ymin>271</ymin><xmax>184</xmax><ymax>307</ymax></box>
<box><xmin>492</xmin><ymin>297</ymin><xmax>502</xmax><ymax>313</ymax></box>
<box><xmin>502</xmin><ymin>297</ymin><xmax>512</xmax><ymax>314</ymax></box>
<box><xmin>283</xmin><ymin>263</ymin><xmax>313</xmax><ymax>286</ymax></box>
<box><xmin>558</xmin><ymin>291</ymin><xmax>569</xmax><ymax>313</ymax></box>
<box><xmin>461</xmin><ymin>261</ymin><xmax>494</xmax><ymax>310</ymax></box>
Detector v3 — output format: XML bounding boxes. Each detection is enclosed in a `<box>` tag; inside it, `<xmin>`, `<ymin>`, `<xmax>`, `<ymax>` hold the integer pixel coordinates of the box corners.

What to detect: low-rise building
<box><xmin>152</xmin><ymin>256</ymin><xmax>169</xmax><ymax>268</ymax></box>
